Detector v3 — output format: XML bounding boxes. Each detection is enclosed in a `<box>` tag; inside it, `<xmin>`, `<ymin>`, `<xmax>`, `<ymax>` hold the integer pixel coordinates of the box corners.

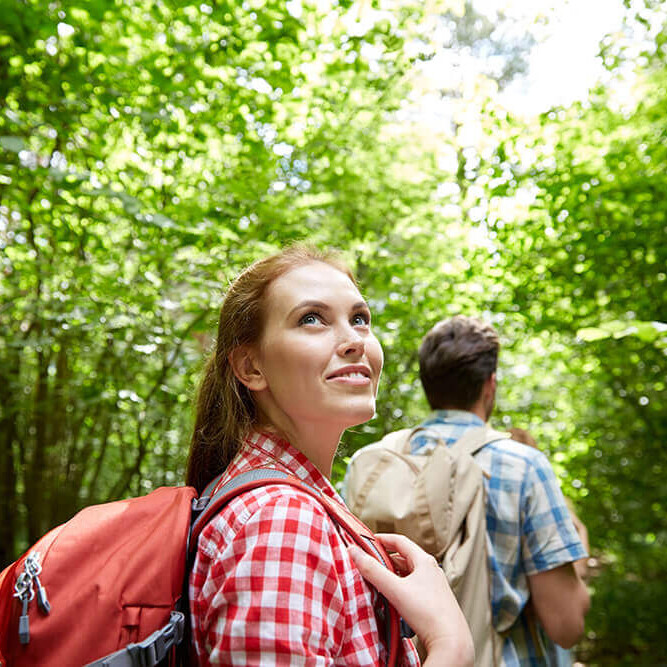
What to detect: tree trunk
<box><xmin>25</xmin><ymin>348</ymin><xmax>51</xmax><ymax>544</ymax></box>
<box><xmin>0</xmin><ymin>351</ymin><xmax>20</xmax><ymax>568</ymax></box>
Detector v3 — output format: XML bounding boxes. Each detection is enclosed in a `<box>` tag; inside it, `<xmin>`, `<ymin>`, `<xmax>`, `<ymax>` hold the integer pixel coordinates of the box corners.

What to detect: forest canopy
<box><xmin>1</xmin><ymin>0</ymin><xmax>665</xmax><ymax>662</ymax></box>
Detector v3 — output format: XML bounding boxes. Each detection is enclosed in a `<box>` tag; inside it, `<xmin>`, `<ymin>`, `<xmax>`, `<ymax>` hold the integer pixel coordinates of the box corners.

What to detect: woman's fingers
<box><xmin>348</xmin><ymin>545</ymin><xmax>400</xmax><ymax>597</ymax></box>
<box><xmin>349</xmin><ymin>535</ymin><xmax>474</xmax><ymax>666</ymax></box>
<box><xmin>349</xmin><ymin>544</ymin><xmax>415</xmax><ymax>620</ymax></box>
<box><xmin>388</xmin><ymin>552</ymin><xmax>409</xmax><ymax>575</ymax></box>
<box><xmin>375</xmin><ymin>532</ymin><xmax>439</xmax><ymax>572</ymax></box>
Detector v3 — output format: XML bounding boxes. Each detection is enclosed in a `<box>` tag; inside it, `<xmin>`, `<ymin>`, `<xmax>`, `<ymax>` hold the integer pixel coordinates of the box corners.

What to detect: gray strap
<box><xmin>85</xmin><ymin>611</ymin><xmax>185</xmax><ymax>667</ymax></box>
<box><xmin>209</xmin><ymin>467</ymin><xmax>290</xmax><ymax>496</ymax></box>
<box><xmin>190</xmin><ymin>468</ymin><xmax>291</xmax><ymax>542</ymax></box>
<box><xmin>85</xmin><ymin>647</ymin><xmax>135</xmax><ymax>667</ymax></box>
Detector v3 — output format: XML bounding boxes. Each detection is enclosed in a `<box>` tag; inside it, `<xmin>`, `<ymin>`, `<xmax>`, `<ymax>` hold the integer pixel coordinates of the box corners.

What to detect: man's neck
<box><xmin>440</xmin><ymin>404</ymin><xmax>488</xmax><ymax>422</ymax></box>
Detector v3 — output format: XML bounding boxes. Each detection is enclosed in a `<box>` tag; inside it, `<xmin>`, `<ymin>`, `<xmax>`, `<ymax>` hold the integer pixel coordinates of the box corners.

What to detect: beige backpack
<box><xmin>345</xmin><ymin>426</ymin><xmax>509</xmax><ymax>667</ymax></box>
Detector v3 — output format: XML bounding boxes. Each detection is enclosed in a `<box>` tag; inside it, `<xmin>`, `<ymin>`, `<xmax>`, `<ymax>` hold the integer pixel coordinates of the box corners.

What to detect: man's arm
<box><xmin>528</xmin><ymin>562</ymin><xmax>590</xmax><ymax>648</ymax></box>
<box><xmin>564</xmin><ymin>497</ymin><xmax>590</xmax><ymax>580</ymax></box>
<box><xmin>520</xmin><ymin>449</ymin><xmax>591</xmax><ymax>649</ymax></box>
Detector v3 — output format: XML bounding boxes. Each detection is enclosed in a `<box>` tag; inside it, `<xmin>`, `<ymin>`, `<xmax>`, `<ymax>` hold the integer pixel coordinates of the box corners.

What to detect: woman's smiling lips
<box><xmin>325</xmin><ymin>365</ymin><xmax>372</xmax><ymax>386</ymax></box>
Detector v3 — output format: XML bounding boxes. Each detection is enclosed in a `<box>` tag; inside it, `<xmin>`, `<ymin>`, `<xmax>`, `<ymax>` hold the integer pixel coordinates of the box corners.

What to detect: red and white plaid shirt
<box><xmin>189</xmin><ymin>431</ymin><xmax>420</xmax><ymax>666</ymax></box>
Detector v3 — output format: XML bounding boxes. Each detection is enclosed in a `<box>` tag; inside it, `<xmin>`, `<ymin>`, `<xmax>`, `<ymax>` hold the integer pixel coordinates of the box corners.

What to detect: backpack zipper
<box><xmin>13</xmin><ymin>551</ymin><xmax>51</xmax><ymax>644</ymax></box>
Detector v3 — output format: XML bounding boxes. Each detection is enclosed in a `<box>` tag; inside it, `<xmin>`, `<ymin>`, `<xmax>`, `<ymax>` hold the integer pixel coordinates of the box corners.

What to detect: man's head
<box><xmin>418</xmin><ymin>315</ymin><xmax>500</xmax><ymax>419</ymax></box>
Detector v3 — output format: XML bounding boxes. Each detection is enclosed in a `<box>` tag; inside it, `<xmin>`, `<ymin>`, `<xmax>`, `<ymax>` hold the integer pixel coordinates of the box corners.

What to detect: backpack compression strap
<box><xmin>449</xmin><ymin>427</ymin><xmax>510</xmax><ymax>458</ymax></box>
<box><xmin>190</xmin><ymin>469</ymin><xmax>403</xmax><ymax>667</ymax></box>
<box><xmin>390</xmin><ymin>425</ymin><xmax>509</xmax><ymax>458</ymax></box>
<box><xmin>85</xmin><ymin>613</ymin><xmax>185</xmax><ymax>667</ymax></box>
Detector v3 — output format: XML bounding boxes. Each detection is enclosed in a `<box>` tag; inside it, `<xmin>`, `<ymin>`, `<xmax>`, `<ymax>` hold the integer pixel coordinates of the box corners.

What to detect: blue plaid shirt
<box><xmin>410</xmin><ymin>410</ymin><xmax>587</xmax><ymax>667</ymax></box>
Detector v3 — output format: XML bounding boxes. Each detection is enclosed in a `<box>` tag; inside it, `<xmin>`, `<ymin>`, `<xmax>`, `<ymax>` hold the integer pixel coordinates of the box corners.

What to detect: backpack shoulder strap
<box><xmin>188</xmin><ymin>469</ymin><xmax>402</xmax><ymax>667</ymax></box>
<box><xmin>450</xmin><ymin>426</ymin><xmax>510</xmax><ymax>458</ymax></box>
<box><xmin>305</xmin><ymin>492</ymin><xmax>402</xmax><ymax>667</ymax></box>
<box><xmin>189</xmin><ymin>468</ymin><xmax>293</xmax><ymax>551</ymax></box>
<box><xmin>378</xmin><ymin>426</ymin><xmax>437</xmax><ymax>455</ymax></box>
<box><xmin>375</xmin><ymin>428</ymin><xmax>415</xmax><ymax>454</ymax></box>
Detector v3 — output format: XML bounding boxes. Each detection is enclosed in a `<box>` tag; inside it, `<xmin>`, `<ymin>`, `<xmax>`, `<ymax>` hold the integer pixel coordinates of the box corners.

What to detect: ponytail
<box><xmin>186</xmin><ymin>359</ymin><xmax>233</xmax><ymax>492</ymax></box>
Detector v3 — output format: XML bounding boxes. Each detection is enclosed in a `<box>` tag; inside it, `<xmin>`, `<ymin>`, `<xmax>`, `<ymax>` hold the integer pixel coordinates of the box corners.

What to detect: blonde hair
<box><xmin>508</xmin><ymin>427</ymin><xmax>538</xmax><ymax>448</ymax></box>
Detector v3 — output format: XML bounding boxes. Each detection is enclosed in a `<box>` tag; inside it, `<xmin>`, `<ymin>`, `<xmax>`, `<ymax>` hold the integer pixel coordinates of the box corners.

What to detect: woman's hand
<box><xmin>349</xmin><ymin>533</ymin><xmax>474</xmax><ymax>667</ymax></box>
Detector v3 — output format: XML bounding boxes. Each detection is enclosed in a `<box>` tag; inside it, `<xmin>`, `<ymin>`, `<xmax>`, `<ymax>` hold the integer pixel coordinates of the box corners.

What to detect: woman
<box><xmin>187</xmin><ymin>245</ymin><xmax>472</xmax><ymax>666</ymax></box>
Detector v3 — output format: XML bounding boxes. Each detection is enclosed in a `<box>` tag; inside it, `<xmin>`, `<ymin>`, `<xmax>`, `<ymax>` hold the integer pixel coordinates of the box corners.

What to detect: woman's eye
<box><xmin>299</xmin><ymin>312</ymin><xmax>322</xmax><ymax>326</ymax></box>
<box><xmin>352</xmin><ymin>313</ymin><xmax>370</xmax><ymax>327</ymax></box>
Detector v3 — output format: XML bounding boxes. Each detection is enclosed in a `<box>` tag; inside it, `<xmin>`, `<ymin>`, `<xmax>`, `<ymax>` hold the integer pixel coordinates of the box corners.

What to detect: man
<box><xmin>412</xmin><ymin>315</ymin><xmax>590</xmax><ymax>665</ymax></box>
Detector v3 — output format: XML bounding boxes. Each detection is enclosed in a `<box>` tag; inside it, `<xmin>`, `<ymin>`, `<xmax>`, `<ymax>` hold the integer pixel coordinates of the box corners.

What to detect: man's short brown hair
<box><xmin>418</xmin><ymin>315</ymin><xmax>500</xmax><ymax>410</ymax></box>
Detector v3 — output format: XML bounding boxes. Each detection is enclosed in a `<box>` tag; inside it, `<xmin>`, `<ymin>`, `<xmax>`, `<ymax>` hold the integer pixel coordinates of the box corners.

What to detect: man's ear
<box><xmin>481</xmin><ymin>372</ymin><xmax>497</xmax><ymax>403</ymax></box>
<box><xmin>481</xmin><ymin>372</ymin><xmax>497</xmax><ymax>421</ymax></box>
<box><xmin>228</xmin><ymin>345</ymin><xmax>267</xmax><ymax>392</ymax></box>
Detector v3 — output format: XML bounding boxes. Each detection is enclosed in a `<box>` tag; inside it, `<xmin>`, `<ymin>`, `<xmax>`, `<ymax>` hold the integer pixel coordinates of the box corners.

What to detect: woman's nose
<box><xmin>336</xmin><ymin>330</ymin><xmax>365</xmax><ymax>358</ymax></box>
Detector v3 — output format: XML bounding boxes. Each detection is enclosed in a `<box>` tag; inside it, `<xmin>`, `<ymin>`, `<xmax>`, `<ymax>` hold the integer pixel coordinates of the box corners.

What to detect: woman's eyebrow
<box><xmin>287</xmin><ymin>300</ymin><xmax>369</xmax><ymax>318</ymax></box>
<box><xmin>287</xmin><ymin>300</ymin><xmax>330</xmax><ymax>317</ymax></box>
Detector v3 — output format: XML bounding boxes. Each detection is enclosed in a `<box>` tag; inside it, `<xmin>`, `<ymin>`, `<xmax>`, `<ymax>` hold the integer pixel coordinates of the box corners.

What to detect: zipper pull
<box><xmin>34</xmin><ymin>574</ymin><xmax>51</xmax><ymax>615</ymax></box>
<box><xmin>18</xmin><ymin>594</ymin><xmax>30</xmax><ymax>645</ymax></box>
<box><xmin>13</xmin><ymin>551</ymin><xmax>50</xmax><ymax>644</ymax></box>
<box><xmin>14</xmin><ymin>572</ymin><xmax>33</xmax><ymax>645</ymax></box>
<box><xmin>14</xmin><ymin>551</ymin><xmax>48</xmax><ymax>645</ymax></box>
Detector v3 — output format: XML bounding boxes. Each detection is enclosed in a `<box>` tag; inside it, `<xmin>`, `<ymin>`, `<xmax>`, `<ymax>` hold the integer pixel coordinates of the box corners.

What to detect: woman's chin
<box><xmin>339</xmin><ymin>402</ymin><xmax>377</xmax><ymax>429</ymax></box>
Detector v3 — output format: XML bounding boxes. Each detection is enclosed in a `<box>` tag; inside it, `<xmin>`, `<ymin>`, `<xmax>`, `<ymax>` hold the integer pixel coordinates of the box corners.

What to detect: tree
<box><xmin>480</xmin><ymin>19</ymin><xmax>667</xmax><ymax>656</ymax></box>
<box><xmin>0</xmin><ymin>0</ymin><xmax>454</xmax><ymax>565</ymax></box>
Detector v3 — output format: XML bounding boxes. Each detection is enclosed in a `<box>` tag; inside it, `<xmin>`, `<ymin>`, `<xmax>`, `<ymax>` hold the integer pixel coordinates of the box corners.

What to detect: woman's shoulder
<box><xmin>236</xmin><ymin>480</ymin><xmax>336</xmax><ymax>515</ymax></box>
<box><xmin>201</xmin><ymin>481</ymin><xmax>343</xmax><ymax>549</ymax></box>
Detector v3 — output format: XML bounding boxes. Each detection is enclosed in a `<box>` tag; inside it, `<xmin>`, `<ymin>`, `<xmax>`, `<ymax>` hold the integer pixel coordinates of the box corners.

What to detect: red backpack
<box><xmin>0</xmin><ymin>469</ymin><xmax>403</xmax><ymax>667</ymax></box>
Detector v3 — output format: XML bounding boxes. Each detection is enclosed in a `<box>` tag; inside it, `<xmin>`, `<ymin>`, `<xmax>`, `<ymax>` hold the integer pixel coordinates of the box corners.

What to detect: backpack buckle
<box><xmin>126</xmin><ymin>611</ymin><xmax>185</xmax><ymax>667</ymax></box>
<box><xmin>191</xmin><ymin>496</ymin><xmax>210</xmax><ymax>513</ymax></box>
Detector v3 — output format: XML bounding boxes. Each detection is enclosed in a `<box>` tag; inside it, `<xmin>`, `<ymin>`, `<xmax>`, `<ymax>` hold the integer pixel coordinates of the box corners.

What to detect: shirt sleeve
<box><xmin>520</xmin><ymin>451</ymin><xmax>588</xmax><ymax>575</ymax></box>
<box><xmin>190</xmin><ymin>488</ymin><xmax>383</xmax><ymax>666</ymax></box>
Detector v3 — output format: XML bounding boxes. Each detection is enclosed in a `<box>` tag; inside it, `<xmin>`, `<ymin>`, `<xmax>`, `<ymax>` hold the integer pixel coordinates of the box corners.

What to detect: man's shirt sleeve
<box><xmin>519</xmin><ymin>450</ymin><xmax>588</xmax><ymax>575</ymax></box>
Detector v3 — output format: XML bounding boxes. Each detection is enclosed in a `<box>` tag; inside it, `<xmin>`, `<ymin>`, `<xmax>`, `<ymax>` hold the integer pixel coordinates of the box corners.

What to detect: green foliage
<box><xmin>582</xmin><ymin>554</ymin><xmax>667</xmax><ymax>664</ymax></box>
<box><xmin>0</xmin><ymin>0</ymin><xmax>436</xmax><ymax>558</ymax></box>
<box><xmin>481</xmin><ymin>33</ymin><xmax>667</xmax><ymax>659</ymax></box>
<box><xmin>2</xmin><ymin>0</ymin><xmax>667</xmax><ymax>662</ymax></box>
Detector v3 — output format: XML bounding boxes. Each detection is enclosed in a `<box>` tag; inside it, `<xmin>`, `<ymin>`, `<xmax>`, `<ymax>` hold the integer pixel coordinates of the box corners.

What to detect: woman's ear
<box><xmin>228</xmin><ymin>345</ymin><xmax>267</xmax><ymax>392</ymax></box>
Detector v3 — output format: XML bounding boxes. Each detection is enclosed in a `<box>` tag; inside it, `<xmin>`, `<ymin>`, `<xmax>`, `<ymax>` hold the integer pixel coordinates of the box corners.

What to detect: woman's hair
<box><xmin>186</xmin><ymin>244</ymin><xmax>355</xmax><ymax>493</ymax></box>
<box><xmin>418</xmin><ymin>315</ymin><xmax>499</xmax><ymax>411</ymax></box>
<box><xmin>508</xmin><ymin>427</ymin><xmax>538</xmax><ymax>449</ymax></box>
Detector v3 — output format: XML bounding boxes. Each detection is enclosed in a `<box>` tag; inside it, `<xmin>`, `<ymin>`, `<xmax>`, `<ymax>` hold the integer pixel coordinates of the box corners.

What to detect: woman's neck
<box><xmin>256</xmin><ymin>418</ymin><xmax>342</xmax><ymax>479</ymax></box>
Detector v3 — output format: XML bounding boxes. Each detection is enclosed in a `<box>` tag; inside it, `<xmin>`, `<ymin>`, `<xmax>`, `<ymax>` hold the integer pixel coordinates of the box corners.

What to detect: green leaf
<box><xmin>0</xmin><ymin>136</ymin><xmax>26</xmax><ymax>152</ymax></box>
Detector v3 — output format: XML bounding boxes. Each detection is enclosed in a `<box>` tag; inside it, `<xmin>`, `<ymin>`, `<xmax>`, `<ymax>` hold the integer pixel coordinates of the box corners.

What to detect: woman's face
<box><xmin>249</xmin><ymin>261</ymin><xmax>383</xmax><ymax>435</ymax></box>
